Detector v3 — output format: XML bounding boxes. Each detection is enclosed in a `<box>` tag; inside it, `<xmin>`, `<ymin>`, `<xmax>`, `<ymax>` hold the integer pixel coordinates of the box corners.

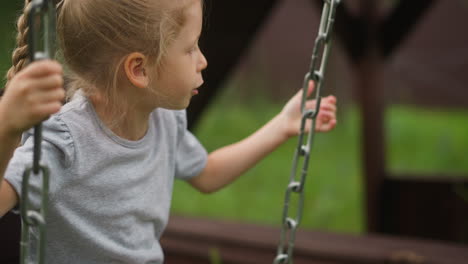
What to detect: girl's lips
<box><xmin>193</xmin><ymin>80</ymin><xmax>203</xmax><ymax>95</ymax></box>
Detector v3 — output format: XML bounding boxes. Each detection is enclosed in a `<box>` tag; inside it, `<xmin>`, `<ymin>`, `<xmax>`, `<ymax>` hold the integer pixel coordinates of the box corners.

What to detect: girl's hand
<box><xmin>0</xmin><ymin>60</ymin><xmax>64</xmax><ymax>137</ymax></box>
<box><xmin>279</xmin><ymin>81</ymin><xmax>337</xmax><ymax>138</ymax></box>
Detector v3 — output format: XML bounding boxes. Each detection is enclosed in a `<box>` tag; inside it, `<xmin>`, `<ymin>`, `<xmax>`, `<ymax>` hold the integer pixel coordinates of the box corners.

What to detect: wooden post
<box><xmin>356</xmin><ymin>0</ymin><xmax>386</xmax><ymax>233</ymax></box>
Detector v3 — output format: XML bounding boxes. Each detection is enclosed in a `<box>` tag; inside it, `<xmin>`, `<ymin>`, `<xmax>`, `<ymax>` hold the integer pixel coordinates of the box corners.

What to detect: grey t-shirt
<box><xmin>5</xmin><ymin>95</ymin><xmax>207</xmax><ymax>263</ymax></box>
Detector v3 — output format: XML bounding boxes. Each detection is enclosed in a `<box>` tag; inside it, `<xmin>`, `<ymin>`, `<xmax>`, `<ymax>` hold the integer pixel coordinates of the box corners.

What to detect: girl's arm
<box><xmin>0</xmin><ymin>129</ymin><xmax>21</xmax><ymax>216</ymax></box>
<box><xmin>0</xmin><ymin>60</ymin><xmax>64</xmax><ymax>217</ymax></box>
<box><xmin>189</xmin><ymin>82</ymin><xmax>337</xmax><ymax>193</ymax></box>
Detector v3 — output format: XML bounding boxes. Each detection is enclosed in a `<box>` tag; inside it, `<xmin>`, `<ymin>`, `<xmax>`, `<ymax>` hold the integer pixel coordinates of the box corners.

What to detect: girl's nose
<box><xmin>198</xmin><ymin>50</ymin><xmax>208</xmax><ymax>71</ymax></box>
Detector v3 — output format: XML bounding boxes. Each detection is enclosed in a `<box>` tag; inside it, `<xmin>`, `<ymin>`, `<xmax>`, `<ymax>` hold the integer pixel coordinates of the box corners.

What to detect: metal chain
<box><xmin>273</xmin><ymin>1</ymin><xmax>340</xmax><ymax>263</ymax></box>
<box><xmin>20</xmin><ymin>1</ymin><xmax>56</xmax><ymax>263</ymax></box>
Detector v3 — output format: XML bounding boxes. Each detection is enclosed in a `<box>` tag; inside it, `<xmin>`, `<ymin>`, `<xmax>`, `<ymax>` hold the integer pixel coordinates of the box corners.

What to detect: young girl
<box><xmin>0</xmin><ymin>0</ymin><xmax>337</xmax><ymax>263</ymax></box>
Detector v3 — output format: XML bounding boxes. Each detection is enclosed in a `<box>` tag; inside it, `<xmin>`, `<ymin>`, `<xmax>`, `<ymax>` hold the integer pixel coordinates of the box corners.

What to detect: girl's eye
<box><xmin>189</xmin><ymin>43</ymin><xmax>199</xmax><ymax>54</ymax></box>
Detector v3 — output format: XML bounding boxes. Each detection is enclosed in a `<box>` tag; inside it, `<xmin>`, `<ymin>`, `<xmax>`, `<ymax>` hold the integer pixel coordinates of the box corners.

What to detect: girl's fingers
<box><xmin>317</xmin><ymin>112</ymin><xmax>335</xmax><ymax>127</ymax></box>
<box><xmin>303</xmin><ymin>118</ymin><xmax>337</xmax><ymax>133</ymax></box>
<box><xmin>34</xmin><ymin>74</ymin><xmax>64</xmax><ymax>91</ymax></box>
<box><xmin>21</xmin><ymin>60</ymin><xmax>62</xmax><ymax>78</ymax></box>
<box><xmin>317</xmin><ymin>109</ymin><xmax>336</xmax><ymax>124</ymax></box>
<box><xmin>35</xmin><ymin>87</ymin><xmax>65</xmax><ymax>104</ymax></box>
<box><xmin>13</xmin><ymin>74</ymin><xmax>63</xmax><ymax>99</ymax></box>
<box><xmin>319</xmin><ymin>103</ymin><xmax>336</xmax><ymax>112</ymax></box>
<box><xmin>304</xmin><ymin>100</ymin><xmax>336</xmax><ymax>113</ymax></box>
<box><xmin>306</xmin><ymin>80</ymin><xmax>315</xmax><ymax>97</ymax></box>
<box><xmin>305</xmin><ymin>100</ymin><xmax>317</xmax><ymax>110</ymax></box>
<box><xmin>325</xmin><ymin>95</ymin><xmax>337</xmax><ymax>103</ymax></box>
<box><xmin>316</xmin><ymin>119</ymin><xmax>337</xmax><ymax>132</ymax></box>
<box><xmin>318</xmin><ymin>110</ymin><xmax>335</xmax><ymax>119</ymax></box>
<box><xmin>35</xmin><ymin>102</ymin><xmax>62</xmax><ymax>118</ymax></box>
<box><xmin>295</xmin><ymin>81</ymin><xmax>316</xmax><ymax>99</ymax></box>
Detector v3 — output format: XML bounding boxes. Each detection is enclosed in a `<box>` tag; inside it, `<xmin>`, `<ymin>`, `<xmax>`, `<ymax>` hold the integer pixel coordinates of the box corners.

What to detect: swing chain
<box><xmin>20</xmin><ymin>1</ymin><xmax>56</xmax><ymax>264</ymax></box>
<box><xmin>273</xmin><ymin>1</ymin><xmax>340</xmax><ymax>263</ymax></box>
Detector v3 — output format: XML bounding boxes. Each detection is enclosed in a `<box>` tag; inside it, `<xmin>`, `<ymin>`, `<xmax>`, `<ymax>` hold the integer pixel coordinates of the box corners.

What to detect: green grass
<box><xmin>387</xmin><ymin>106</ymin><xmax>468</xmax><ymax>175</ymax></box>
<box><xmin>172</xmin><ymin>84</ymin><xmax>365</xmax><ymax>234</ymax></box>
<box><xmin>171</xmin><ymin>83</ymin><xmax>468</xmax><ymax>234</ymax></box>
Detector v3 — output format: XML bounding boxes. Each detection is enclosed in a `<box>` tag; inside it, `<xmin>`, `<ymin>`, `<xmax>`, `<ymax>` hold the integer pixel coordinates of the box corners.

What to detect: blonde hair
<box><xmin>7</xmin><ymin>0</ymin><xmax>192</xmax><ymax>117</ymax></box>
<box><xmin>5</xmin><ymin>0</ymin><xmax>37</xmax><ymax>88</ymax></box>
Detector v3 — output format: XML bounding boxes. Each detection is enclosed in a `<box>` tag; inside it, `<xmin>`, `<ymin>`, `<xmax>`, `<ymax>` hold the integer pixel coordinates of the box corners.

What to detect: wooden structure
<box><xmin>326</xmin><ymin>0</ymin><xmax>468</xmax><ymax>241</ymax></box>
<box><xmin>183</xmin><ymin>0</ymin><xmax>468</xmax><ymax>261</ymax></box>
<box><xmin>162</xmin><ymin>215</ymin><xmax>468</xmax><ymax>264</ymax></box>
<box><xmin>188</xmin><ymin>0</ymin><xmax>468</xmax><ymax>243</ymax></box>
<box><xmin>1</xmin><ymin>0</ymin><xmax>468</xmax><ymax>263</ymax></box>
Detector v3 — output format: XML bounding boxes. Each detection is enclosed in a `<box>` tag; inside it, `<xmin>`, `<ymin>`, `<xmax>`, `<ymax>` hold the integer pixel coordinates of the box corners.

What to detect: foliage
<box><xmin>173</xmin><ymin>83</ymin><xmax>365</xmax><ymax>233</ymax></box>
<box><xmin>172</xmin><ymin>83</ymin><xmax>468</xmax><ymax>234</ymax></box>
<box><xmin>0</xmin><ymin>2</ymin><xmax>22</xmax><ymax>88</ymax></box>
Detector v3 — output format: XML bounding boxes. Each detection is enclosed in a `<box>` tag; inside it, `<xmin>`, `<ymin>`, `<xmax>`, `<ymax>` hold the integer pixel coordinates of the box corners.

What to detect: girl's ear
<box><xmin>124</xmin><ymin>52</ymin><xmax>149</xmax><ymax>89</ymax></box>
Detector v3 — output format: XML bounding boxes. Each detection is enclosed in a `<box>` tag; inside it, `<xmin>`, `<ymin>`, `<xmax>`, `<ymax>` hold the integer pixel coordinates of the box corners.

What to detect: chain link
<box><xmin>273</xmin><ymin>1</ymin><xmax>340</xmax><ymax>263</ymax></box>
<box><xmin>20</xmin><ymin>1</ymin><xmax>56</xmax><ymax>263</ymax></box>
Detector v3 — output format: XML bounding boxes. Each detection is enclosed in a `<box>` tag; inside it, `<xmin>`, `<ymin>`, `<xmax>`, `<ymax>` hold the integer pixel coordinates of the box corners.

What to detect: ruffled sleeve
<box><xmin>173</xmin><ymin>110</ymin><xmax>207</xmax><ymax>181</ymax></box>
<box><xmin>4</xmin><ymin>114</ymin><xmax>75</xmax><ymax>211</ymax></box>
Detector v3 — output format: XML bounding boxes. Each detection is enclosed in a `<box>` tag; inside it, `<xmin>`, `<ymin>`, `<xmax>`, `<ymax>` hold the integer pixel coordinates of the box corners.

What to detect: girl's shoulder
<box><xmin>151</xmin><ymin>109</ymin><xmax>189</xmax><ymax>142</ymax></box>
<box><xmin>154</xmin><ymin>109</ymin><xmax>187</xmax><ymax>127</ymax></box>
<box><xmin>44</xmin><ymin>96</ymin><xmax>90</xmax><ymax>137</ymax></box>
<box><xmin>20</xmin><ymin>96</ymin><xmax>92</xmax><ymax>166</ymax></box>
<box><xmin>58</xmin><ymin>94</ymin><xmax>90</xmax><ymax>118</ymax></box>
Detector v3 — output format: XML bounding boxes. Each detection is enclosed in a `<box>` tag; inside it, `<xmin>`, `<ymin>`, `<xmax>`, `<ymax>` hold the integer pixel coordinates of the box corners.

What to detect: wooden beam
<box><xmin>311</xmin><ymin>0</ymin><xmax>367</xmax><ymax>63</ymax></box>
<box><xmin>162</xmin><ymin>215</ymin><xmax>468</xmax><ymax>264</ymax></box>
<box><xmin>353</xmin><ymin>0</ymin><xmax>386</xmax><ymax>234</ymax></box>
<box><xmin>313</xmin><ymin>0</ymin><xmax>437</xmax><ymax>61</ymax></box>
<box><xmin>379</xmin><ymin>0</ymin><xmax>436</xmax><ymax>58</ymax></box>
<box><xmin>382</xmin><ymin>176</ymin><xmax>468</xmax><ymax>243</ymax></box>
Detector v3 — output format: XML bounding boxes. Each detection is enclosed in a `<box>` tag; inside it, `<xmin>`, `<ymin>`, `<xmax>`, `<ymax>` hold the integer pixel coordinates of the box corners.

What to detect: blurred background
<box><xmin>1</xmin><ymin>0</ymin><xmax>468</xmax><ymax>246</ymax></box>
<box><xmin>177</xmin><ymin>0</ymin><xmax>468</xmax><ymax>236</ymax></box>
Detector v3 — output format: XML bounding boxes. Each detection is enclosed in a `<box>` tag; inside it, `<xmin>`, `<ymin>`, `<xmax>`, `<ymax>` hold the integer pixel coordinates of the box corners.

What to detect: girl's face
<box><xmin>151</xmin><ymin>0</ymin><xmax>207</xmax><ymax>110</ymax></box>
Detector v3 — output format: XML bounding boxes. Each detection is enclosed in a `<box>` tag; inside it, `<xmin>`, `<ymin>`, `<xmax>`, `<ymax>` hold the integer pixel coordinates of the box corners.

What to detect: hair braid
<box><xmin>5</xmin><ymin>0</ymin><xmax>34</xmax><ymax>88</ymax></box>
